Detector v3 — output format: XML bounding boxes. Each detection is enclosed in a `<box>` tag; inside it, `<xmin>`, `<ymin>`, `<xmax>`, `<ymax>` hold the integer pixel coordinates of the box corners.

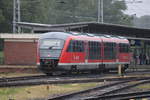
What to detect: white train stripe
<box><xmin>58</xmin><ymin>62</ymin><xmax>130</xmax><ymax>66</ymax></box>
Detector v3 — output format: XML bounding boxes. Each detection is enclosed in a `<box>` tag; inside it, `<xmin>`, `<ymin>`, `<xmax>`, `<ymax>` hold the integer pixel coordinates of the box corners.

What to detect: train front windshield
<box><xmin>40</xmin><ymin>39</ymin><xmax>64</xmax><ymax>49</ymax></box>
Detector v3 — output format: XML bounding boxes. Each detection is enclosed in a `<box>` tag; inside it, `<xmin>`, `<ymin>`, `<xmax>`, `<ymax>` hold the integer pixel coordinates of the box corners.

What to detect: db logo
<box><xmin>73</xmin><ymin>56</ymin><xmax>79</xmax><ymax>60</ymax></box>
<box><xmin>123</xmin><ymin>56</ymin><xmax>128</xmax><ymax>59</ymax></box>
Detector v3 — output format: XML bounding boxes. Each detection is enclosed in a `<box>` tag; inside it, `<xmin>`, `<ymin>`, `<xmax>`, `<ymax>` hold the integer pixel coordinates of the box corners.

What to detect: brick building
<box><xmin>1</xmin><ymin>22</ymin><xmax>150</xmax><ymax>65</ymax></box>
<box><xmin>0</xmin><ymin>34</ymin><xmax>39</xmax><ymax>65</ymax></box>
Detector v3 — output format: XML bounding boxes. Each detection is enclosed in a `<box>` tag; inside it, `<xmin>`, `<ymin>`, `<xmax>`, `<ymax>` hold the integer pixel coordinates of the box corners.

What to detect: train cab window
<box><xmin>104</xmin><ymin>42</ymin><xmax>116</xmax><ymax>59</ymax></box>
<box><xmin>119</xmin><ymin>43</ymin><xmax>129</xmax><ymax>53</ymax></box>
<box><xmin>67</xmin><ymin>40</ymin><xmax>84</xmax><ymax>52</ymax></box>
<box><xmin>88</xmin><ymin>41</ymin><xmax>101</xmax><ymax>60</ymax></box>
<box><xmin>40</xmin><ymin>39</ymin><xmax>64</xmax><ymax>49</ymax></box>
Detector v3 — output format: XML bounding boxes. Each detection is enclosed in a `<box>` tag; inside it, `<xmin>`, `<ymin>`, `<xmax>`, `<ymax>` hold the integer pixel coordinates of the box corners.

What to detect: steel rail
<box><xmin>0</xmin><ymin>70</ymin><xmax>150</xmax><ymax>87</ymax></box>
<box><xmin>0</xmin><ymin>75</ymin><xmax>47</xmax><ymax>82</ymax></box>
<box><xmin>84</xmin><ymin>79</ymin><xmax>150</xmax><ymax>100</ymax></box>
<box><xmin>0</xmin><ymin>69</ymin><xmax>150</xmax><ymax>83</ymax></box>
<box><xmin>2</xmin><ymin>73</ymin><xmax>150</xmax><ymax>88</ymax></box>
<box><xmin>91</xmin><ymin>90</ymin><xmax>150</xmax><ymax>100</ymax></box>
<box><xmin>48</xmin><ymin>77</ymin><xmax>150</xmax><ymax>100</ymax></box>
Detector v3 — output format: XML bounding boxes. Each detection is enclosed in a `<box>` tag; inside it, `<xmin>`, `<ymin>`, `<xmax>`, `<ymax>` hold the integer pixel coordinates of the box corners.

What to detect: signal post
<box><xmin>118</xmin><ymin>64</ymin><xmax>123</xmax><ymax>76</ymax></box>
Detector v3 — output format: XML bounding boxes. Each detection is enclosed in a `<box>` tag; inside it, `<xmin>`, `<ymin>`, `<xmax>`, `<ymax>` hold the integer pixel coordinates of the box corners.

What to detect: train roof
<box><xmin>40</xmin><ymin>32</ymin><xmax>72</xmax><ymax>40</ymax></box>
<box><xmin>40</xmin><ymin>32</ymin><xmax>128</xmax><ymax>41</ymax></box>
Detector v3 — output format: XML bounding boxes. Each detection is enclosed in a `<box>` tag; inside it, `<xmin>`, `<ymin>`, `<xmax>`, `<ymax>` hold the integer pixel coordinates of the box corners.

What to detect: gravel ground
<box><xmin>0</xmin><ymin>65</ymin><xmax>36</xmax><ymax>68</ymax></box>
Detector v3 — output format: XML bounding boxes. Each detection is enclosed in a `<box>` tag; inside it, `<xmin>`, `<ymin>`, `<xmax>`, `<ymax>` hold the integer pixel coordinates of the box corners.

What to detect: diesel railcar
<box><xmin>37</xmin><ymin>32</ymin><xmax>131</xmax><ymax>75</ymax></box>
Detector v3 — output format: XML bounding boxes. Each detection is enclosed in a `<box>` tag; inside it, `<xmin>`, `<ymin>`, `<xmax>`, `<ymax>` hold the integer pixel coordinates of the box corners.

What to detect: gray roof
<box><xmin>16</xmin><ymin>22</ymin><xmax>150</xmax><ymax>38</ymax></box>
<box><xmin>40</xmin><ymin>32</ymin><xmax>72</xmax><ymax>40</ymax></box>
<box><xmin>0</xmin><ymin>33</ymin><xmax>40</xmax><ymax>39</ymax></box>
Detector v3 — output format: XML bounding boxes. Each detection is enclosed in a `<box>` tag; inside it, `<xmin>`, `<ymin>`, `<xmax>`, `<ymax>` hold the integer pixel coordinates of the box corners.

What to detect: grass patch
<box><xmin>0</xmin><ymin>72</ymin><xmax>42</xmax><ymax>78</ymax></box>
<box><xmin>135</xmin><ymin>83</ymin><xmax>150</xmax><ymax>90</ymax></box>
<box><xmin>0</xmin><ymin>88</ymin><xmax>19</xmax><ymax>95</ymax></box>
<box><xmin>0</xmin><ymin>82</ymin><xmax>102</xmax><ymax>100</ymax></box>
<box><xmin>59</xmin><ymin>83</ymin><xmax>99</xmax><ymax>89</ymax></box>
<box><xmin>0</xmin><ymin>51</ymin><xmax>4</xmax><ymax>64</ymax></box>
<box><xmin>0</xmin><ymin>51</ymin><xmax>3</xmax><ymax>57</ymax></box>
<box><xmin>0</xmin><ymin>87</ymin><xmax>22</xmax><ymax>100</ymax></box>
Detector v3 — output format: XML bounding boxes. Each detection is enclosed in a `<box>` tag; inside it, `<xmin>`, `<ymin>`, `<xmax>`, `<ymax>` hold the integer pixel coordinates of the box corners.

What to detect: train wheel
<box><xmin>45</xmin><ymin>72</ymin><xmax>53</xmax><ymax>76</ymax></box>
<box><xmin>121</xmin><ymin>67</ymin><xmax>126</xmax><ymax>74</ymax></box>
<box><xmin>98</xmin><ymin>64</ymin><xmax>105</xmax><ymax>74</ymax></box>
<box><xmin>70</xmin><ymin>65</ymin><xmax>77</xmax><ymax>74</ymax></box>
<box><xmin>121</xmin><ymin>64</ymin><xmax>128</xmax><ymax>74</ymax></box>
<box><xmin>90</xmin><ymin>70</ymin><xmax>96</xmax><ymax>74</ymax></box>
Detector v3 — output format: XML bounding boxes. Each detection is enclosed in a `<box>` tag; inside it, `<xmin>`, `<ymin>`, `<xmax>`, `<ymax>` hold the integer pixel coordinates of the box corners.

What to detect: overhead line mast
<box><xmin>13</xmin><ymin>0</ymin><xmax>21</xmax><ymax>33</ymax></box>
<box><xmin>98</xmin><ymin>0</ymin><xmax>103</xmax><ymax>23</ymax></box>
<box><xmin>97</xmin><ymin>0</ymin><xmax>142</xmax><ymax>24</ymax></box>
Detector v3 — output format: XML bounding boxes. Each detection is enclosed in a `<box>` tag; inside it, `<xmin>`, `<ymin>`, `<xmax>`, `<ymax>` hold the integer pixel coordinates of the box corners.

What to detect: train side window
<box><xmin>67</xmin><ymin>40</ymin><xmax>84</xmax><ymax>52</ymax></box>
<box><xmin>88</xmin><ymin>41</ymin><xmax>101</xmax><ymax>60</ymax></box>
<box><xmin>119</xmin><ymin>43</ymin><xmax>129</xmax><ymax>53</ymax></box>
<box><xmin>67</xmin><ymin>40</ymin><xmax>73</xmax><ymax>52</ymax></box>
<box><xmin>104</xmin><ymin>42</ymin><xmax>116</xmax><ymax>59</ymax></box>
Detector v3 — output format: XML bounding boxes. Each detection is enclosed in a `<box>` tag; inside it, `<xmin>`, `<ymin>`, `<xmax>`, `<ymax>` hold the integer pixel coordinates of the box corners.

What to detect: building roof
<box><xmin>16</xmin><ymin>22</ymin><xmax>150</xmax><ymax>38</ymax></box>
<box><xmin>0</xmin><ymin>34</ymin><xmax>40</xmax><ymax>39</ymax></box>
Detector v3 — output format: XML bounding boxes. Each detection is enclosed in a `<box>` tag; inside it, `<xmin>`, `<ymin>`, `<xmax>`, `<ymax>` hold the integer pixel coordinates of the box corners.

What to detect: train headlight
<box><xmin>48</xmin><ymin>54</ymin><xmax>51</xmax><ymax>57</ymax></box>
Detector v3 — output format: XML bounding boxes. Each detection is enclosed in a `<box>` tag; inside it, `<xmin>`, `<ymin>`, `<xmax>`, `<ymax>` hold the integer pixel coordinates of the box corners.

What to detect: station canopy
<box><xmin>16</xmin><ymin>22</ymin><xmax>150</xmax><ymax>39</ymax></box>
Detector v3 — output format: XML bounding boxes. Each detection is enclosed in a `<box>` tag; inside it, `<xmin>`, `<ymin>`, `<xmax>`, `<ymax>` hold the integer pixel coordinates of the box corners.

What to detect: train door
<box><xmin>118</xmin><ymin>43</ymin><xmax>130</xmax><ymax>63</ymax></box>
<box><xmin>71</xmin><ymin>40</ymin><xmax>85</xmax><ymax>63</ymax></box>
<box><xmin>116</xmin><ymin>43</ymin><xmax>119</xmax><ymax>63</ymax></box>
<box><xmin>88</xmin><ymin>41</ymin><xmax>102</xmax><ymax>63</ymax></box>
<box><xmin>84</xmin><ymin>41</ymin><xmax>88</xmax><ymax>63</ymax></box>
<box><xmin>72</xmin><ymin>40</ymin><xmax>78</xmax><ymax>63</ymax></box>
<box><xmin>60</xmin><ymin>39</ymin><xmax>85</xmax><ymax>64</ymax></box>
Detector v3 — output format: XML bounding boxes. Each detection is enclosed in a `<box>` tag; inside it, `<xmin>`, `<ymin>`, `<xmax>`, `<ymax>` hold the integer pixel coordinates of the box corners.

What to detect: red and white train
<box><xmin>37</xmin><ymin>32</ymin><xmax>131</xmax><ymax>75</ymax></box>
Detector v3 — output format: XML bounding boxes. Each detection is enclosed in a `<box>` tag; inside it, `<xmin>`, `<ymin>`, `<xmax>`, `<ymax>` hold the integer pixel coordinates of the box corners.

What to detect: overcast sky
<box><xmin>125</xmin><ymin>0</ymin><xmax>150</xmax><ymax>17</ymax></box>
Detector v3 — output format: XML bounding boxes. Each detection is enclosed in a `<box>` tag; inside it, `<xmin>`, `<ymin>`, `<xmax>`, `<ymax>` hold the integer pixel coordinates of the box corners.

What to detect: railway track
<box><xmin>0</xmin><ymin>69</ymin><xmax>149</xmax><ymax>87</ymax></box>
<box><xmin>0</xmin><ymin>71</ymin><xmax>150</xmax><ymax>99</ymax></box>
<box><xmin>92</xmin><ymin>90</ymin><xmax>150</xmax><ymax>100</ymax></box>
<box><xmin>0</xmin><ymin>68</ymin><xmax>150</xmax><ymax>82</ymax></box>
<box><xmin>48</xmin><ymin>77</ymin><xmax>150</xmax><ymax>100</ymax></box>
<box><xmin>84</xmin><ymin>79</ymin><xmax>150</xmax><ymax>100</ymax></box>
<box><xmin>0</xmin><ymin>75</ymin><xmax>47</xmax><ymax>82</ymax></box>
<box><xmin>0</xmin><ymin>73</ymin><xmax>149</xmax><ymax>87</ymax></box>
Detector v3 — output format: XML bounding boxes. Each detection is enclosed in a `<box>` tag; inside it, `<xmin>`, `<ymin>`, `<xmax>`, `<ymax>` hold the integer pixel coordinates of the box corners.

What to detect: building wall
<box><xmin>4</xmin><ymin>40</ymin><xmax>37</xmax><ymax>65</ymax></box>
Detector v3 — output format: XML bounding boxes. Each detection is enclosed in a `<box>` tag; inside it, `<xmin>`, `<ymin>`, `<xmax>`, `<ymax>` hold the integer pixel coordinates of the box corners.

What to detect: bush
<box><xmin>0</xmin><ymin>39</ymin><xmax>4</xmax><ymax>51</ymax></box>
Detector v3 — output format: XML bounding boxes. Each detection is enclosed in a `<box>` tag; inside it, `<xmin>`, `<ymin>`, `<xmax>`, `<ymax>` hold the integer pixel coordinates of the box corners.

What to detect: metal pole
<box><xmin>13</xmin><ymin>0</ymin><xmax>21</xmax><ymax>33</ymax></box>
<box><xmin>118</xmin><ymin>64</ymin><xmax>122</xmax><ymax>76</ymax></box>
<box><xmin>98</xmin><ymin>0</ymin><xmax>100</xmax><ymax>23</ymax></box>
<box><xmin>17</xmin><ymin>0</ymin><xmax>21</xmax><ymax>33</ymax></box>
<box><xmin>13</xmin><ymin>0</ymin><xmax>16</xmax><ymax>33</ymax></box>
<box><xmin>101</xmin><ymin>0</ymin><xmax>103</xmax><ymax>23</ymax></box>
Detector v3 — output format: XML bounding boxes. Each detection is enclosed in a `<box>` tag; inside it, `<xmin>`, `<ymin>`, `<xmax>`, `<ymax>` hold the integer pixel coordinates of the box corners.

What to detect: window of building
<box><xmin>119</xmin><ymin>43</ymin><xmax>129</xmax><ymax>53</ymax></box>
<box><xmin>67</xmin><ymin>40</ymin><xmax>84</xmax><ymax>52</ymax></box>
<box><xmin>88</xmin><ymin>41</ymin><xmax>101</xmax><ymax>60</ymax></box>
<box><xmin>104</xmin><ymin>42</ymin><xmax>116</xmax><ymax>59</ymax></box>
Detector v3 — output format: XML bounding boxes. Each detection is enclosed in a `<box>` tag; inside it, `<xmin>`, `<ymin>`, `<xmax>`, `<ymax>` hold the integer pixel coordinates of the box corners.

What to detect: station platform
<box><xmin>0</xmin><ymin>65</ymin><xmax>38</xmax><ymax>73</ymax></box>
<box><xmin>0</xmin><ymin>65</ymin><xmax>36</xmax><ymax>68</ymax></box>
<box><xmin>129</xmin><ymin>64</ymin><xmax>150</xmax><ymax>69</ymax></box>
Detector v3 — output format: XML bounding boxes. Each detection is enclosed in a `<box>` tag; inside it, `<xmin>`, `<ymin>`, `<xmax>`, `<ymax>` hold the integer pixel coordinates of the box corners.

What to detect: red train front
<box><xmin>37</xmin><ymin>32</ymin><xmax>130</xmax><ymax>75</ymax></box>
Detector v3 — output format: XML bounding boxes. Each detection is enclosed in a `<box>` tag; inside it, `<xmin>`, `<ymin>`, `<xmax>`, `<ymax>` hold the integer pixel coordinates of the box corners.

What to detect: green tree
<box><xmin>102</xmin><ymin>0</ymin><xmax>132</xmax><ymax>25</ymax></box>
<box><xmin>0</xmin><ymin>0</ymin><xmax>133</xmax><ymax>33</ymax></box>
<box><xmin>21</xmin><ymin>0</ymin><xmax>48</xmax><ymax>23</ymax></box>
<box><xmin>134</xmin><ymin>15</ymin><xmax>150</xmax><ymax>29</ymax></box>
<box><xmin>0</xmin><ymin>10</ymin><xmax>5</xmax><ymax>23</ymax></box>
<box><xmin>48</xmin><ymin>0</ymin><xmax>132</xmax><ymax>25</ymax></box>
<box><xmin>0</xmin><ymin>0</ymin><xmax>13</xmax><ymax>33</ymax></box>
